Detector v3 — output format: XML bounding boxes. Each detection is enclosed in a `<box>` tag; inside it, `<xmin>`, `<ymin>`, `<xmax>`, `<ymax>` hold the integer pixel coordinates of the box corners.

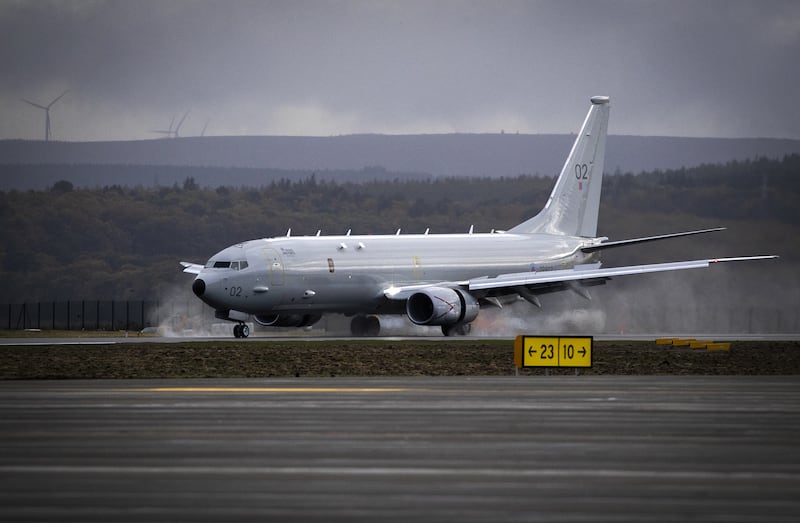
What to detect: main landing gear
<box><xmin>442</xmin><ymin>323</ymin><xmax>472</xmax><ymax>336</ymax></box>
<box><xmin>233</xmin><ymin>323</ymin><xmax>250</xmax><ymax>338</ymax></box>
<box><xmin>350</xmin><ymin>315</ymin><xmax>381</xmax><ymax>336</ymax></box>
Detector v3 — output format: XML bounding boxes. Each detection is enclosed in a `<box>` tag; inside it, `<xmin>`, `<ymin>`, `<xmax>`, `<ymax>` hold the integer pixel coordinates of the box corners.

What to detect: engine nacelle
<box><xmin>406</xmin><ymin>287</ymin><xmax>479</xmax><ymax>326</ymax></box>
<box><xmin>254</xmin><ymin>313</ymin><xmax>321</xmax><ymax>328</ymax></box>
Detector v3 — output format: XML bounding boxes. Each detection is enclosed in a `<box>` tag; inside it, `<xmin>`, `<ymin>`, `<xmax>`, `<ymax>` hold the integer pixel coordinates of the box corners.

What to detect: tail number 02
<box><xmin>575</xmin><ymin>163</ymin><xmax>588</xmax><ymax>180</ymax></box>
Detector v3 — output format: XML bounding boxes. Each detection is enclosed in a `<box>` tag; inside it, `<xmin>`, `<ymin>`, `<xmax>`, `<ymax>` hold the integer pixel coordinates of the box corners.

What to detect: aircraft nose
<box><xmin>192</xmin><ymin>278</ymin><xmax>206</xmax><ymax>297</ymax></box>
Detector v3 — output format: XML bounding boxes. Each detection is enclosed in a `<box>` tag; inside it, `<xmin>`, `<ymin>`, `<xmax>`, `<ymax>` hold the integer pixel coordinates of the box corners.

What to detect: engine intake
<box><xmin>406</xmin><ymin>287</ymin><xmax>479</xmax><ymax>326</ymax></box>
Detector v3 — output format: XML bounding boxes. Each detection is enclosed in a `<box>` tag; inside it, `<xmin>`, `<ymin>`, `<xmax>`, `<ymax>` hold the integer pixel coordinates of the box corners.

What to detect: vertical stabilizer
<box><xmin>509</xmin><ymin>96</ymin><xmax>610</xmax><ymax>237</ymax></box>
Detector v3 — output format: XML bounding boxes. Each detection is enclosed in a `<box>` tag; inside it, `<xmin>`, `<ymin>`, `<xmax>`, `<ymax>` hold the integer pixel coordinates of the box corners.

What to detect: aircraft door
<box><xmin>262</xmin><ymin>248</ymin><xmax>285</xmax><ymax>286</ymax></box>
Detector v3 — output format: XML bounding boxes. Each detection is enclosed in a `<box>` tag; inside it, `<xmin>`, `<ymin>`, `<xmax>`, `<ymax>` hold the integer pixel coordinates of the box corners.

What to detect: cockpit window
<box><xmin>206</xmin><ymin>259</ymin><xmax>248</xmax><ymax>270</ymax></box>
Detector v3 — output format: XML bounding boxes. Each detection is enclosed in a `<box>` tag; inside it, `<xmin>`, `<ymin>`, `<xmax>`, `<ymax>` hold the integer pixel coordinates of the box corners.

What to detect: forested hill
<box><xmin>0</xmin><ymin>164</ymin><xmax>432</xmax><ymax>191</ymax></box>
<box><xmin>2</xmin><ymin>134</ymin><xmax>799</xmax><ymax>186</ymax></box>
<box><xmin>1</xmin><ymin>154</ymin><xmax>798</xmax><ymax>304</ymax></box>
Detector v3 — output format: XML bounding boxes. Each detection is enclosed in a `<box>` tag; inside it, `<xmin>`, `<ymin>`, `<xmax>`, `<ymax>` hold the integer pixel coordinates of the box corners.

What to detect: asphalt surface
<box><xmin>1</xmin><ymin>376</ymin><xmax>799</xmax><ymax>522</ymax></box>
<box><xmin>2</xmin><ymin>333</ymin><xmax>799</xmax><ymax>345</ymax></box>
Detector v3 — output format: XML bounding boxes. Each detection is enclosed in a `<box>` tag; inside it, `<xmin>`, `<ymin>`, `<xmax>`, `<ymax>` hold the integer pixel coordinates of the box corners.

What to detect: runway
<box><xmin>1</xmin><ymin>376</ymin><xmax>799</xmax><ymax>521</ymax></box>
<box><xmin>2</xmin><ymin>332</ymin><xmax>798</xmax><ymax>345</ymax></box>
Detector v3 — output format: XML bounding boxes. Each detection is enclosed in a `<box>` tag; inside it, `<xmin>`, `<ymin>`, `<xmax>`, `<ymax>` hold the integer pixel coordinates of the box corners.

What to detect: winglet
<box><xmin>709</xmin><ymin>255</ymin><xmax>779</xmax><ymax>263</ymax></box>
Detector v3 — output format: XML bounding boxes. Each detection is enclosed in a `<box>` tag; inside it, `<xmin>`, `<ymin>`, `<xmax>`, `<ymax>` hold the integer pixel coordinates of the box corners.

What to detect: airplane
<box><xmin>181</xmin><ymin>96</ymin><xmax>777</xmax><ymax>338</ymax></box>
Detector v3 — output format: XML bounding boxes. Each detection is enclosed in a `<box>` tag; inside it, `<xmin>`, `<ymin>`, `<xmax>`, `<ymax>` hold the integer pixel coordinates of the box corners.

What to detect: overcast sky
<box><xmin>1</xmin><ymin>0</ymin><xmax>798</xmax><ymax>141</ymax></box>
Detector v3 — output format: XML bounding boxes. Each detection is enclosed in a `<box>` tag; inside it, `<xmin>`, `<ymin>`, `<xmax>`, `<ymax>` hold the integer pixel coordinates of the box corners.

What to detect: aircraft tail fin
<box><xmin>509</xmin><ymin>96</ymin><xmax>610</xmax><ymax>237</ymax></box>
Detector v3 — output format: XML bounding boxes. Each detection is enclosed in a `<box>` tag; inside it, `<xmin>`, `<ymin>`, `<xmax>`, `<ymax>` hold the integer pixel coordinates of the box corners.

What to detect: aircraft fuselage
<box><xmin>194</xmin><ymin>232</ymin><xmax>596</xmax><ymax>316</ymax></box>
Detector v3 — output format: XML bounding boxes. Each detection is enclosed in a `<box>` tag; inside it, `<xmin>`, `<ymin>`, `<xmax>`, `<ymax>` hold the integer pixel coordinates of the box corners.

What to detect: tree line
<box><xmin>0</xmin><ymin>155</ymin><xmax>797</xmax><ymax>302</ymax></box>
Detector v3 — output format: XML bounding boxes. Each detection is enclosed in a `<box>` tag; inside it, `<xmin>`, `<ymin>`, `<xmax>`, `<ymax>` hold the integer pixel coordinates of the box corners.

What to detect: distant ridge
<box><xmin>1</xmin><ymin>134</ymin><xmax>798</xmax><ymax>178</ymax></box>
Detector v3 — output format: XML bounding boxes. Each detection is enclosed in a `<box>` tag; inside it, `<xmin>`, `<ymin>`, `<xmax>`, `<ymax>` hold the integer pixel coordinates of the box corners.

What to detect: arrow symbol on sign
<box><xmin>528</xmin><ymin>347</ymin><xmax>536</xmax><ymax>357</ymax></box>
<box><xmin>579</xmin><ymin>348</ymin><xmax>586</xmax><ymax>357</ymax></box>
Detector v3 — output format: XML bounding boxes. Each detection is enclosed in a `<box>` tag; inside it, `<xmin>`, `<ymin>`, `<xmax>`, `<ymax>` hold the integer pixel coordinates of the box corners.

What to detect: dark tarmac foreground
<box><xmin>1</xmin><ymin>376</ymin><xmax>799</xmax><ymax>522</ymax></box>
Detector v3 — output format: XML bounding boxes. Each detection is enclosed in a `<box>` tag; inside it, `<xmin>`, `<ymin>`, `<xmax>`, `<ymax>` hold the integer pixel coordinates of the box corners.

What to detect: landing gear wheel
<box><xmin>350</xmin><ymin>315</ymin><xmax>381</xmax><ymax>336</ymax></box>
<box><xmin>233</xmin><ymin>324</ymin><xmax>249</xmax><ymax>338</ymax></box>
<box><xmin>442</xmin><ymin>323</ymin><xmax>472</xmax><ymax>336</ymax></box>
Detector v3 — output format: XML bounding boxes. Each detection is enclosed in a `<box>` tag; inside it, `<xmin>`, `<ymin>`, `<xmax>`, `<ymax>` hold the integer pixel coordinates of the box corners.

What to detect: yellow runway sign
<box><xmin>514</xmin><ymin>335</ymin><xmax>592</xmax><ymax>368</ymax></box>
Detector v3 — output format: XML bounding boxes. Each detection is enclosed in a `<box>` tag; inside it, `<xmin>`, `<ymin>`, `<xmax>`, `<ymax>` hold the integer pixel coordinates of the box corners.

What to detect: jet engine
<box><xmin>254</xmin><ymin>313</ymin><xmax>321</xmax><ymax>328</ymax></box>
<box><xmin>406</xmin><ymin>287</ymin><xmax>479</xmax><ymax>326</ymax></box>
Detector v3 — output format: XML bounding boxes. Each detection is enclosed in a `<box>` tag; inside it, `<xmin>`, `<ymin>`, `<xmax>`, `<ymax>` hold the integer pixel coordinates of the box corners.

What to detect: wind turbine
<box><xmin>173</xmin><ymin>109</ymin><xmax>190</xmax><ymax>137</ymax></box>
<box><xmin>150</xmin><ymin>109</ymin><xmax>190</xmax><ymax>138</ymax></box>
<box><xmin>21</xmin><ymin>89</ymin><xmax>69</xmax><ymax>142</ymax></box>
<box><xmin>151</xmin><ymin>114</ymin><xmax>177</xmax><ymax>138</ymax></box>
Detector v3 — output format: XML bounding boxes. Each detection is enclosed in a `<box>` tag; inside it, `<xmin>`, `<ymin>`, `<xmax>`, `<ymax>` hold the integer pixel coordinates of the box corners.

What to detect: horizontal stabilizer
<box><xmin>580</xmin><ymin>227</ymin><xmax>726</xmax><ymax>253</ymax></box>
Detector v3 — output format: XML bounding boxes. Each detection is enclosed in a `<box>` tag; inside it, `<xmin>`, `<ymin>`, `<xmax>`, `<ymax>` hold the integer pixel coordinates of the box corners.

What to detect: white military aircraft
<box><xmin>181</xmin><ymin>96</ymin><xmax>776</xmax><ymax>337</ymax></box>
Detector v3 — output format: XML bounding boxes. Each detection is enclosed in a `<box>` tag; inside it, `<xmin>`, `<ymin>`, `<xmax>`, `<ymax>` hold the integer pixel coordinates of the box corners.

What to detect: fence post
<box><xmin>16</xmin><ymin>303</ymin><xmax>24</xmax><ymax>330</ymax></box>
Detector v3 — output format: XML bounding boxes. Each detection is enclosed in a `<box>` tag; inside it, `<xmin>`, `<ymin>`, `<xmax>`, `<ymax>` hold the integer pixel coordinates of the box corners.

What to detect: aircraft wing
<box><xmin>382</xmin><ymin>255</ymin><xmax>776</xmax><ymax>300</ymax></box>
<box><xmin>384</xmin><ymin>282</ymin><xmax>468</xmax><ymax>300</ymax></box>
<box><xmin>180</xmin><ymin>262</ymin><xmax>204</xmax><ymax>274</ymax></box>
<box><xmin>468</xmin><ymin>256</ymin><xmax>778</xmax><ymax>291</ymax></box>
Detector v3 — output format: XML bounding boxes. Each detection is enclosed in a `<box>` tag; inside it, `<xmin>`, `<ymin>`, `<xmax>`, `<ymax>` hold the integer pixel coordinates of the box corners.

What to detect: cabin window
<box><xmin>327</xmin><ymin>258</ymin><xmax>335</xmax><ymax>273</ymax></box>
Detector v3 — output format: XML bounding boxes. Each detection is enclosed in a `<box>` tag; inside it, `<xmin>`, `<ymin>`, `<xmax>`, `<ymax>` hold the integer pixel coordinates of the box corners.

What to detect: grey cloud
<box><xmin>1</xmin><ymin>0</ymin><xmax>798</xmax><ymax>141</ymax></box>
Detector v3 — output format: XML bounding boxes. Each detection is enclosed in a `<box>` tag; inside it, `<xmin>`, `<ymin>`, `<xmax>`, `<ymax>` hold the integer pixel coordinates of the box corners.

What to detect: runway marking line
<box><xmin>3</xmin><ymin>465</ymin><xmax>799</xmax><ymax>481</ymax></box>
<box><xmin>146</xmin><ymin>387</ymin><xmax>409</xmax><ymax>393</ymax></box>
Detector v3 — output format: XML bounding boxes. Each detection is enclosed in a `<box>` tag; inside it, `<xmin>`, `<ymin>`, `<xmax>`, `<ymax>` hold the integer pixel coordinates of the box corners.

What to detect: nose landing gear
<box><xmin>233</xmin><ymin>323</ymin><xmax>250</xmax><ymax>338</ymax></box>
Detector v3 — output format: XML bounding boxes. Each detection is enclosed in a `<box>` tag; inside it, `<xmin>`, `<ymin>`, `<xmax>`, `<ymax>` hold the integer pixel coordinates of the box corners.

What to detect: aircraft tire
<box><xmin>241</xmin><ymin>324</ymin><xmax>250</xmax><ymax>338</ymax></box>
<box><xmin>350</xmin><ymin>316</ymin><xmax>365</xmax><ymax>336</ymax></box>
<box><xmin>442</xmin><ymin>323</ymin><xmax>472</xmax><ymax>336</ymax></box>
<box><xmin>364</xmin><ymin>316</ymin><xmax>380</xmax><ymax>336</ymax></box>
<box><xmin>350</xmin><ymin>315</ymin><xmax>380</xmax><ymax>336</ymax></box>
<box><xmin>233</xmin><ymin>324</ymin><xmax>242</xmax><ymax>338</ymax></box>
